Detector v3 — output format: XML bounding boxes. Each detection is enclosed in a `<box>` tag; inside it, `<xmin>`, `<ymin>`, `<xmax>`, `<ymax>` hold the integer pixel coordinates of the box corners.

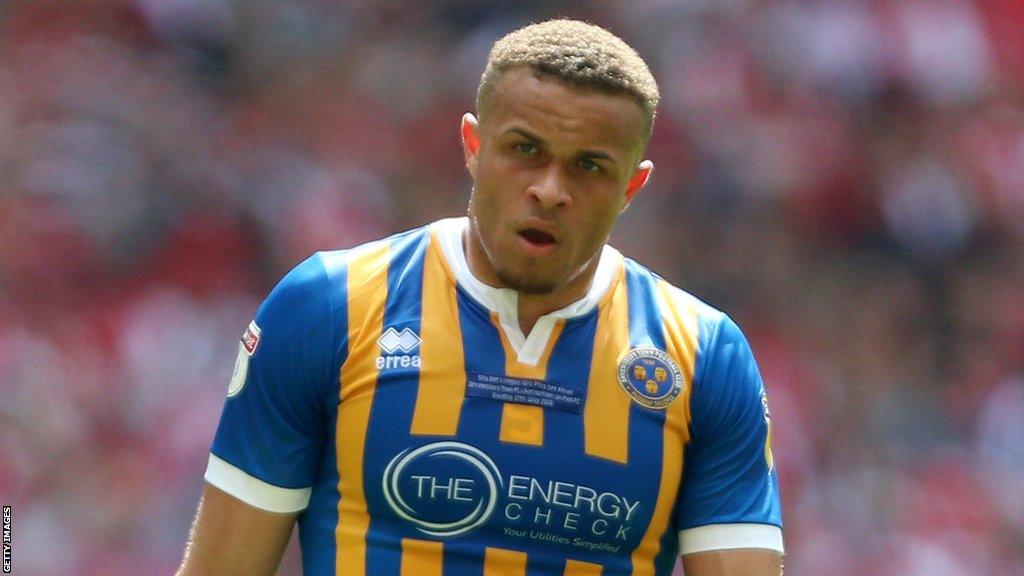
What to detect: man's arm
<box><xmin>178</xmin><ymin>254</ymin><xmax>340</xmax><ymax>574</ymax></box>
<box><xmin>682</xmin><ymin>549</ymin><xmax>783</xmax><ymax>576</ymax></box>
<box><xmin>665</xmin><ymin>309</ymin><xmax>785</xmax><ymax>575</ymax></box>
<box><xmin>176</xmin><ymin>484</ymin><xmax>297</xmax><ymax>576</ymax></box>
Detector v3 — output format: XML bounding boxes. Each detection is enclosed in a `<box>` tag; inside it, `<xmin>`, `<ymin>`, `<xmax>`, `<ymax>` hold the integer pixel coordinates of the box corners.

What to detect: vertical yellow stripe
<box><xmin>498</xmin><ymin>402</ymin><xmax>544</xmax><ymax>445</ymax></box>
<box><xmin>564</xmin><ymin>559</ymin><xmax>603</xmax><ymax>575</ymax></box>
<box><xmin>630</xmin><ymin>281</ymin><xmax>700</xmax><ymax>575</ymax></box>
<box><xmin>336</xmin><ymin>241</ymin><xmax>391</xmax><ymax>576</ymax></box>
<box><xmin>400</xmin><ymin>538</ymin><xmax>443</xmax><ymax>576</ymax></box>
<box><xmin>654</xmin><ymin>282</ymin><xmax>699</xmax><ymax>433</ymax></box>
<box><xmin>493</xmin><ymin>315</ymin><xmax>565</xmax><ymax>446</ymax></box>
<box><xmin>484</xmin><ymin>547</ymin><xmax>527</xmax><ymax>576</ymax></box>
<box><xmin>411</xmin><ymin>234</ymin><xmax>466</xmax><ymax>436</ymax></box>
<box><xmin>582</xmin><ymin>275</ymin><xmax>631</xmax><ymax>463</ymax></box>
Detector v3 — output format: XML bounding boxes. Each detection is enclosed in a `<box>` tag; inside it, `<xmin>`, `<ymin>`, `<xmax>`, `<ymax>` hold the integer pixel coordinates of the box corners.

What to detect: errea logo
<box><xmin>376</xmin><ymin>327</ymin><xmax>421</xmax><ymax>370</ymax></box>
<box><xmin>379</xmin><ymin>327</ymin><xmax>421</xmax><ymax>353</ymax></box>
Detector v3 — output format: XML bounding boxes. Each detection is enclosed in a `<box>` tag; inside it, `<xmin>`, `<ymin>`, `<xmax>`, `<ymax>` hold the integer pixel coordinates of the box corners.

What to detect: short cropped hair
<box><xmin>477</xmin><ymin>19</ymin><xmax>660</xmax><ymax>140</ymax></box>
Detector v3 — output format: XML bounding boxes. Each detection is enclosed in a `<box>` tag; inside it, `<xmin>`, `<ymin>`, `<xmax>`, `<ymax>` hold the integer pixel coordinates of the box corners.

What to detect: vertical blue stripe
<box><xmin>624</xmin><ymin>259</ymin><xmax>671</xmax><ymax>576</ymax></box>
<box><xmin>453</xmin><ymin>286</ymin><xmax>507</xmax><ymax>445</ymax></box>
<box><xmin>445</xmin><ymin>286</ymin><xmax>510</xmax><ymax>574</ymax></box>
<box><xmin>441</xmin><ymin>540</ymin><xmax>485</xmax><ymax>576</ymax></box>
<box><xmin>627</xmin><ymin>262</ymin><xmax>687</xmax><ymax>574</ymax></box>
<box><xmin>653</xmin><ymin>529</ymin><xmax>680</xmax><ymax>576</ymax></box>
<box><xmin>362</xmin><ymin>228</ymin><xmax>430</xmax><ymax>576</ymax></box>
<box><xmin>541</xmin><ymin>313</ymin><xmax>594</xmax><ymax>469</ymax></box>
<box><xmin>537</xmin><ymin>311</ymin><xmax>604</xmax><ymax>574</ymax></box>
<box><xmin>301</xmin><ymin>411</ymin><xmax>342</xmax><ymax>576</ymax></box>
<box><xmin>625</xmin><ymin>260</ymin><xmax>666</xmax><ymax>350</ymax></box>
<box><xmin>300</xmin><ymin>252</ymin><xmax>348</xmax><ymax>576</ymax></box>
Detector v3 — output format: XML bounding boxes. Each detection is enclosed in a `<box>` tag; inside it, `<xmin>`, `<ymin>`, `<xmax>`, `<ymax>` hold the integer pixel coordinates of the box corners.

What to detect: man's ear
<box><xmin>622</xmin><ymin>159</ymin><xmax>653</xmax><ymax>212</ymax></box>
<box><xmin>461</xmin><ymin>113</ymin><xmax>480</xmax><ymax>179</ymax></box>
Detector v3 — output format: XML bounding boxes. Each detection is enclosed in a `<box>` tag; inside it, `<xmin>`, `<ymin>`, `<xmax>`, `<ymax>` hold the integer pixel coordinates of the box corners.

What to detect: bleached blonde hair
<box><xmin>477</xmin><ymin>19</ymin><xmax>660</xmax><ymax>139</ymax></box>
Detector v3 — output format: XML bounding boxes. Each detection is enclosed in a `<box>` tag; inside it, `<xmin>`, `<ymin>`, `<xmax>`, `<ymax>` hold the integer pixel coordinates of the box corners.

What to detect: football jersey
<box><xmin>206</xmin><ymin>217</ymin><xmax>783</xmax><ymax>576</ymax></box>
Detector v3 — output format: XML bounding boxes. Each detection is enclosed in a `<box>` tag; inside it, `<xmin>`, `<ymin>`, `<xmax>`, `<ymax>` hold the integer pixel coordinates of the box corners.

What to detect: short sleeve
<box><xmin>205</xmin><ymin>253</ymin><xmax>345</xmax><ymax>513</ymax></box>
<box><xmin>675</xmin><ymin>315</ymin><xmax>783</xmax><ymax>553</ymax></box>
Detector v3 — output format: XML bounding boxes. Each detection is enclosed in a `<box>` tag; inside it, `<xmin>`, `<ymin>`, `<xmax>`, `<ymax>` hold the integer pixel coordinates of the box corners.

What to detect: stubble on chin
<box><xmin>494</xmin><ymin>265</ymin><xmax>558</xmax><ymax>295</ymax></box>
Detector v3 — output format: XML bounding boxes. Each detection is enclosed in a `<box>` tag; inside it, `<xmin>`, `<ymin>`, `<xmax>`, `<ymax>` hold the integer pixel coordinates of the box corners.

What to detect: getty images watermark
<box><xmin>2</xmin><ymin>505</ymin><xmax>10</xmax><ymax>574</ymax></box>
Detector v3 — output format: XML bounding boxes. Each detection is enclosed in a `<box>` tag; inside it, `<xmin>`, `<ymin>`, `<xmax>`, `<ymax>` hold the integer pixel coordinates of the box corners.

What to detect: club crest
<box><xmin>617</xmin><ymin>347</ymin><xmax>684</xmax><ymax>409</ymax></box>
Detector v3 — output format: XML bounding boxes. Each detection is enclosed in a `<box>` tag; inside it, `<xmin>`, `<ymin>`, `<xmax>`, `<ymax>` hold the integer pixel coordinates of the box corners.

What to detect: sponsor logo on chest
<box><xmin>382</xmin><ymin>441</ymin><xmax>643</xmax><ymax>553</ymax></box>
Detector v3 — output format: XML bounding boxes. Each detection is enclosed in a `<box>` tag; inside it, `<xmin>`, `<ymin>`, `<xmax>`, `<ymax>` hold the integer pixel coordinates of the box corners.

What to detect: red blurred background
<box><xmin>1</xmin><ymin>1</ymin><xmax>1022</xmax><ymax>574</ymax></box>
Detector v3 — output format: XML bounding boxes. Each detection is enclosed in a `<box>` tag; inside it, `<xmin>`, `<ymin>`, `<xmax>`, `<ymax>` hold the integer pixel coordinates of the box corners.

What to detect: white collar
<box><xmin>430</xmin><ymin>217</ymin><xmax>622</xmax><ymax>365</ymax></box>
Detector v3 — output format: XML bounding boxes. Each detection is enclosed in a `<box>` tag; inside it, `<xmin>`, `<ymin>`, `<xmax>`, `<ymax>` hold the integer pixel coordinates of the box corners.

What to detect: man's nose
<box><xmin>528</xmin><ymin>164</ymin><xmax>572</xmax><ymax>210</ymax></box>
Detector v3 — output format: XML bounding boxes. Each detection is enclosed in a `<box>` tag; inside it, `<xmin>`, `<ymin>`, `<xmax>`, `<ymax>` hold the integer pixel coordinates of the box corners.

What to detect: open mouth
<box><xmin>518</xmin><ymin>228</ymin><xmax>557</xmax><ymax>247</ymax></box>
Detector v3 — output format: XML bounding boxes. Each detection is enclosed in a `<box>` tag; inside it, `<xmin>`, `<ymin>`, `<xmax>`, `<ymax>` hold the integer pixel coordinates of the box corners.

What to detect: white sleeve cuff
<box><xmin>204</xmin><ymin>453</ymin><xmax>312</xmax><ymax>513</ymax></box>
<box><xmin>679</xmin><ymin>523</ymin><xmax>784</xmax><ymax>554</ymax></box>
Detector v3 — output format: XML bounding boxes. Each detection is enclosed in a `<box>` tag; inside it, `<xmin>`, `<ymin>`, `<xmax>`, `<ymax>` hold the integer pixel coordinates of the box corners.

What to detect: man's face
<box><xmin>462</xmin><ymin>67</ymin><xmax>652</xmax><ymax>295</ymax></box>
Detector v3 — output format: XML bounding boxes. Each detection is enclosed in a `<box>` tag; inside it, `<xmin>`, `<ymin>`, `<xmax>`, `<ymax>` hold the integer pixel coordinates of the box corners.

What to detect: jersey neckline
<box><xmin>430</xmin><ymin>217</ymin><xmax>623</xmax><ymax>365</ymax></box>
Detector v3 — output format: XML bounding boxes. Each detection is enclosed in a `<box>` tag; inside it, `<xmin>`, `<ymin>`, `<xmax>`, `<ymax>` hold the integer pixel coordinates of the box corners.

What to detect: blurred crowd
<box><xmin>1</xmin><ymin>1</ymin><xmax>1022</xmax><ymax>574</ymax></box>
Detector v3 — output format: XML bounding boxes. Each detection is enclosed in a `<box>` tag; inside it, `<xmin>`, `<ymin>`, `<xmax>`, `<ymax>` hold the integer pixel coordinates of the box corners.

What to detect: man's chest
<box><xmin>337</xmin><ymin>339</ymin><xmax>688</xmax><ymax>562</ymax></box>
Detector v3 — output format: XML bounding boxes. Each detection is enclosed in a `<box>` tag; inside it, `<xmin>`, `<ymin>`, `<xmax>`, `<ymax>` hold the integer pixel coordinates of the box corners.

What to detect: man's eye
<box><xmin>578</xmin><ymin>158</ymin><xmax>601</xmax><ymax>173</ymax></box>
<box><xmin>512</xmin><ymin>142</ymin><xmax>537</xmax><ymax>155</ymax></box>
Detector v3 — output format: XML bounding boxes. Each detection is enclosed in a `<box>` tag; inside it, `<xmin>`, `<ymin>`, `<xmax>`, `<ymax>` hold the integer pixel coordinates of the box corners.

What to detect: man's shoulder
<box><xmin>620</xmin><ymin>256</ymin><xmax>726</xmax><ymax>326</ymax></box>
<box><xmin>309</xmin><ymin>223</ymin><xmax>435</xmax><ymax>275</ymax></box>
<box><xmin>296</xmin><ymin>223</ymin><xmax>439</xmax><ymax>297</ymax></box>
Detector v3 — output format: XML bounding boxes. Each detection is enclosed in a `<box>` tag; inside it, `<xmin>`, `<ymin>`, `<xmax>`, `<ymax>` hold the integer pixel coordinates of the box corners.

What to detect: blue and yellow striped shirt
<box><xmin>206</xmin><ymin>218</ymin><xmax>782</xmax><ymax>576</ymax></box>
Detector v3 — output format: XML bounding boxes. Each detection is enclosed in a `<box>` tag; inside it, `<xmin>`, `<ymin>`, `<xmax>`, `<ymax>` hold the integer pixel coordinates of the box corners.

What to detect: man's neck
<box><xmin>462</xmin><ymin>228</ymin><xmax>598</xmax><ymax>336</ymax></box>
<box><xmin>514</xmin><ymin>284</ymin><xmax>582</xmax><ymax>335</ymax></box>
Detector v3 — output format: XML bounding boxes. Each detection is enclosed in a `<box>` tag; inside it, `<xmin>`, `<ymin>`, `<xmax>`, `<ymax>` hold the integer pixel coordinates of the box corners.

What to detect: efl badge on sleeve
<box><xmin>228</xmin><ymin>320</ymin><xmax>261</xmax><ymax>397</ymax></box>
<box><xmin>617</xmin><ymin>347</ymin><xmax>684</xmax><ymax>409</ymax></box>
<box><xmin>242</xmin><ymin>320</ymin><xmax>261</xmax><ymax>355</ymax></box>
